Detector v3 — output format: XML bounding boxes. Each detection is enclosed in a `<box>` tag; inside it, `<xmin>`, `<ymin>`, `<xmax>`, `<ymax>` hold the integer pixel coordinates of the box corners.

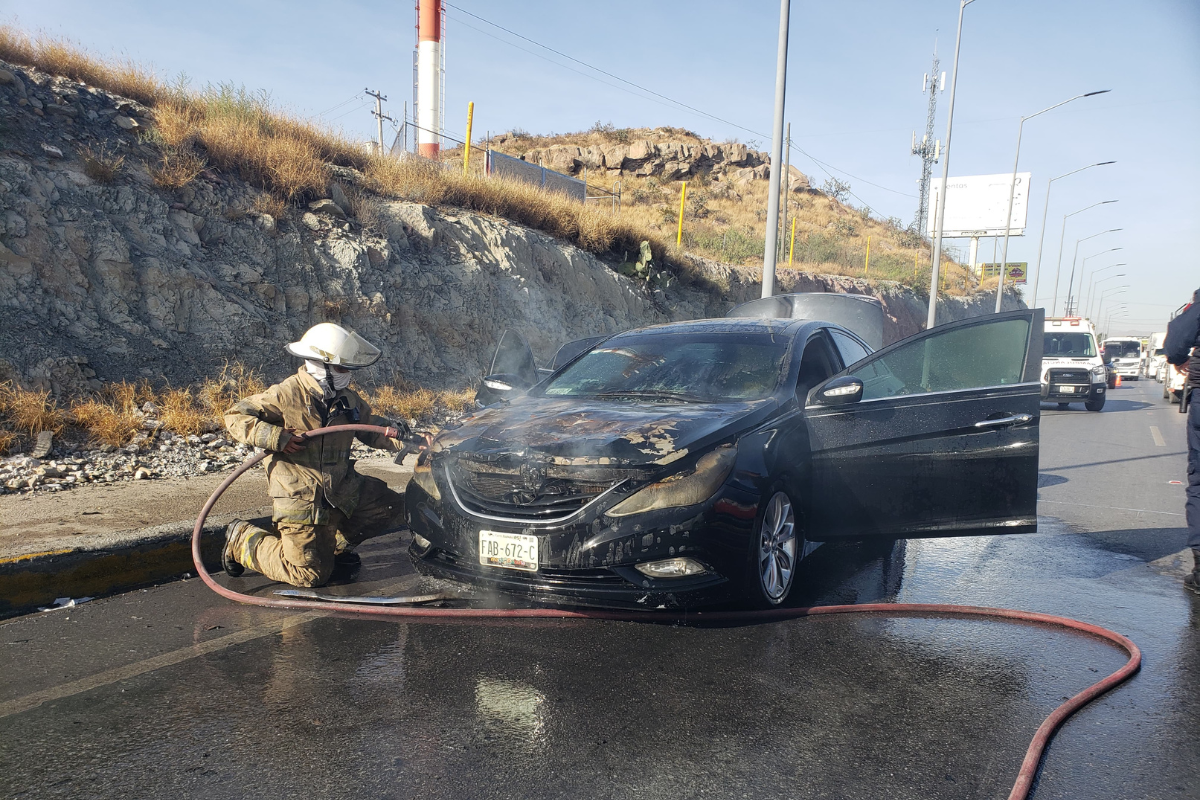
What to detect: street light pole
<box><xmin>1030</xmin><ymin>161</ymin><xmax>1115</xmax><ymax>307</ymax></box>
<box><xmin>927</xmin><ymin>0</ymin><xmax>976</xmax><ymax>329</ymax></box>
<box><xmin>760</xmin><ymin>0</ymin><xmax>791</xmax><ymax>299</ymax></box>
<box><xmin>1065</xmin><ymin>230</ymin><xmax>1122</xmax><ymax>315</ymax></box>
<box><xmin>1085</xmin><ymin>264</ymin><xmax>1126</xmax><ymax>318</ymax></box>
<box><xmin>1073</xmin><ymin>247</ymin><xmax>1122</xmax><ymax>314</ymax></box>
<box><xmin>1095</xmin><ymin>286</ymin><xmax>1128</xmax><ymax>329</ymax></box>
<box><xmin>1089</xmin><ymin>271</ymin><xmax>1123</xmax><ymax>316</ymax></box>
<box><xmin>1050</xmin><ymin>200</ymin><xmax>1118</xmax><ymax>316</ymax></box>
<box><xmin>994</xmin><ymin>91</ymin><xmax>1110</xmax><ymax>313</ymax></box>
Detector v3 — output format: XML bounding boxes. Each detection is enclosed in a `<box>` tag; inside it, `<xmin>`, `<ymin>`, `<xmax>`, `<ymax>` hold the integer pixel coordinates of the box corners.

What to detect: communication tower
<box><xmin>911</xmin><ymin>46</ymin><xmax>944</xmax><ymax>235</ymax></box>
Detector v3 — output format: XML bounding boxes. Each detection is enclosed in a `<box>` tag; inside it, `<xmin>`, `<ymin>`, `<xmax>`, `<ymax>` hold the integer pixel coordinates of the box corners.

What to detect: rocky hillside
<box><xmin>0</xmin><ymin>59</ymin><xmax>1015</xmax><ymax>398</ymax></box>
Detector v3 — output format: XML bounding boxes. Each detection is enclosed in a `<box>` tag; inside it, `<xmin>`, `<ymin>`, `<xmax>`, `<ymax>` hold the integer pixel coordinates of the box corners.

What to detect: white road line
<box><xmin>1150</xmin><ymin>426</ymin><xmax>1166</xmax><ymax>447</ymax></box>
<box><xmin>1039</xmin><ymin>499</ymin><xmax>1184</xmax><ymax>516</ymax></box>
<box><xmin>0</xmin><ymin>611</ymin><xmax>325</xmax><ymax>719</ymax></box>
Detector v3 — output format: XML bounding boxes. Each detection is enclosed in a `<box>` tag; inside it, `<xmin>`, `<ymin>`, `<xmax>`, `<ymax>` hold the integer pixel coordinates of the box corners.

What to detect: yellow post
<box><xmin>788</xmin><ymin>217</ymin><xmax>796</xmax><ymax>266</ymax></box>
<box><xmin>864</xmin><ymin>236</ymin><xmax>871</xmax><ymax>275</ymax></box>
<box><xmin>676</xmin><ymin>182</ymin><xmax>687</xmax><ymax>247</ymax></box>
<box><xmin>914</xmin><ymin>249</ymin><xmax>919</xmax><ymax>278</ymax></box>
<box><xmin>462</xmin><ymin>101</ymin><xmax>474</xmax><ymax>176</ymax></box>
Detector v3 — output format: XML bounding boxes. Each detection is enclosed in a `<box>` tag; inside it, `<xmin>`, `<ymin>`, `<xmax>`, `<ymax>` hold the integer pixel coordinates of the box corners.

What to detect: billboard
<box><xmin>980</xmin><ymin>262</ymin><xmax>1028</xmax><ymax>284</ymax></box>
<box><xmin>927</xmin><ymin>172</ymin><xmax>1031</xmax><ymax>238</ymax></box>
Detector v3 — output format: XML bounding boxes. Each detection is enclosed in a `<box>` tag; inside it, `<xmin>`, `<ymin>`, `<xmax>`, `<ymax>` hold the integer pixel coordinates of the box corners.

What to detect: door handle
<box><xmin>974</xmin><ymin>413</ymin><xmax>1033</xmax><ymax>429</ymax></box>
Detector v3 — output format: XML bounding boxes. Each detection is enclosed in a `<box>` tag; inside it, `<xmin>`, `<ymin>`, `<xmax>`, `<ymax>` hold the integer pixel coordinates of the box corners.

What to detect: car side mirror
<box><xmin>475</xmin><ymin>373</ymin><xmax>530</xmax><ymax>407</ymax></box>
<box><xmin>812</xmin><ymin>375</ymin><xmax>864</xmax><ymax>406</ymax></box>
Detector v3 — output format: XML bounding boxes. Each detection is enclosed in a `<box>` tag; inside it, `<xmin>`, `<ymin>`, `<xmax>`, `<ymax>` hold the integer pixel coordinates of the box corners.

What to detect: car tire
<box><xmin>1085</xmin><ymin>395</ymin><xmax>1106</xmax><ymax>412</ymax></box>
<box><xmin>1057</xmin><ymin>403</ymin><xmax>1070</xmax><ymax>409</ymax></box>
<box><xmin>742</xmin><ymin>490</ymin><xmax>800</xmax><ymax>608</ymax></box>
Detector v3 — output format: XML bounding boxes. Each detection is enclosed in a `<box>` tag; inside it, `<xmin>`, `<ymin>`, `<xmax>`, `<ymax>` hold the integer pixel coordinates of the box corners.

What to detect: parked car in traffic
<box><xmin>1042</xmin><ymin>317</ymin><xmax>1107</xmax><ymax>411</ymax></box>
<box><xmin>1101</xmin><ymin>337</ymin><xmax>1144</xmax><ymax>381</ymax></box>
<box><xmin>405</xmin><ymin>300</ymin><xmax>1044</xmax><ymax>609</ymax></box>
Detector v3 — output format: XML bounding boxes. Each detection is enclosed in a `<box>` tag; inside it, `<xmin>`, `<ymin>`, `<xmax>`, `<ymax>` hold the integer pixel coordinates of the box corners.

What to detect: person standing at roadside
<box><xmin>1165</xmin><ymin>288</ymin><xmax>1200</xmax><ymax>594</ymax></box>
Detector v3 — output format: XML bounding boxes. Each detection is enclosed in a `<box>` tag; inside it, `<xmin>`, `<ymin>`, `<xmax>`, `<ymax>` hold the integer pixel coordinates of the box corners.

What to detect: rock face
<box><xmin>0</xmin><ymin>59</ymin><xmax>1013</xmax><ymax>396</ymax></box>
<box><xmin>514</xmin><ymin>136</ymin><xmax>812</xmax><ymax>190</ymax></box>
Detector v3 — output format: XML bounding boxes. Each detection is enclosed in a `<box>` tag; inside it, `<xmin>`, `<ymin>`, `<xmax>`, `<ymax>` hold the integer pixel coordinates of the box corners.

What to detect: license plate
<box><xmin>478</xmin><ymin>531</ymin><xmax>539</xmax><ymax>572</ymax></box>
<box><xmin>1055</xmin><ymin>385</ymin><xmax>1075</xmax><ymax>393</ymax></box>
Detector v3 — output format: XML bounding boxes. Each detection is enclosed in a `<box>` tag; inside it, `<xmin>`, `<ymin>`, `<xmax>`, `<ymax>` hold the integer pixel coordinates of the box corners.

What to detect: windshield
<box><xmin>1044</xmin><ymin>332</ymin><xmax>1096</xmax><ymax>358</ymax></box>
<box><xmin>1103</xmin><ymin>341</ymin><xmax>1141</xmax><ymax>359</ymax></box>
<box><xmin>542</xmin><ymin>334</ymin><xmax>789</xmax><ymax>402</ymax></box>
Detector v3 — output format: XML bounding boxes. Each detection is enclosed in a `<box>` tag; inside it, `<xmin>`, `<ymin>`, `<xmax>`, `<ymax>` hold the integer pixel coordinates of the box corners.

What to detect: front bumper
<box><xmin>404</xmin><ymin>478</ymin><xmax>757</xmax><ymax>609</ymax></box>
<box><xmin>1041</xmin><ymin>381</ymin><xmax>1105</xmax><ymax>403</ymax></box>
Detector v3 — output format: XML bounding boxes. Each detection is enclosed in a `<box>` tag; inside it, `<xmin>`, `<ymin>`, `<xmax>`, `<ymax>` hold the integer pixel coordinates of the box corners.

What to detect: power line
<box><xmin>446</xmin><ymin>2</ymin><xmax>916</xmax><ymax>202</ymax></box>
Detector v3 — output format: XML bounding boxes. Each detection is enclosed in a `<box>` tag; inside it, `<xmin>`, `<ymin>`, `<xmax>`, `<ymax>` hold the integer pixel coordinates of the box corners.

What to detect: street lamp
<box><xmin>1085</xmin><ymin>266</ymin><xmax>1126</xmax><ymax>318</ymax></box>
<box><xmin>1030</xmin><ymin>161</ymin><xmax>1116</xmax><ymax>307</ymax></box>
<box><xmin>1063</xmin><ymin>229</ymin><xmax>1122</xmax><ymax>315</ymax></box>
<box><xmin>1071</xmin><ymin>247</ymin><xmax>1123</xmax><ymax>314</ymax></box>
<box><xmin>760</xmin><ymin>0</ymin><xmax>791</xmax><ymax>298</ymax></box>
<box><xmin>1049</xmin><ymin>200</ymin><xmax>1118</xmax><ymax>315</ymax></box>
<box><xmin>994</xmin><ymin>90</ymin><xmax>1111</xmax><ymax>312</ymax></box>
<box><xmin>927</xmin><ymin>0</ymin><xmax>978</xmax><ymax>328</ymax></box>
<box><xmin>1095</xmin><ymin>286</ymin><xmax>1128</xmax><ymax>327</ymax></box>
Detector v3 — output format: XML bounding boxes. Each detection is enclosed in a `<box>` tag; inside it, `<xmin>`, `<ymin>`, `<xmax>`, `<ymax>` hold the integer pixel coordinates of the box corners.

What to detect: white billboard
<box><xmin>927</xmin><ymin>172</ymin><xmax>1031</xmax><ymax>238</ymax></box>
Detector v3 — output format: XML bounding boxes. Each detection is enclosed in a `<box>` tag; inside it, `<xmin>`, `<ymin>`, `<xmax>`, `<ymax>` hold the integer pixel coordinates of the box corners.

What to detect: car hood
<box><xmin>434</xmin><ymin>395</ymin><xmax>779</xmax><ymax>467</ymax></box>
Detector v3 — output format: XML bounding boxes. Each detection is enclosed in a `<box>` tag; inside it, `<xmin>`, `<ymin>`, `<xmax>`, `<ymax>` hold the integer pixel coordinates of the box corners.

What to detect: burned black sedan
<box><xmin>405</xmin><ymin>306</ymin><xmax>1043</xmax><ymax>609</ymax></box>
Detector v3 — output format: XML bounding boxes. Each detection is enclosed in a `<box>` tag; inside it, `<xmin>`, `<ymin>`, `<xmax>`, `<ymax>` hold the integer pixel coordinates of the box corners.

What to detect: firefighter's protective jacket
<box><xmin>224</xmin><ymin>367</ymin><xmax>399</xmax><ymax>521</ymax></box>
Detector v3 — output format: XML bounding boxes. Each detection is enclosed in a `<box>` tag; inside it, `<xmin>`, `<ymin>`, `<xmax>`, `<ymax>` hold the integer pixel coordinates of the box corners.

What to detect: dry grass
<box><xmin>251</xmin><ymin>192</ymin><xmax>287</xmax><ymax>219</ymax></box>
<box><xmin>0</xmin><ymin>24</ymin><xmax>964</xmax><ymax>294</ymax></box>
<box><xmin>149</xmin><ymin>145</ymin><xmax>206</xmax><ymax>189</ymax></box>
<box><xmin>365</xmin><ymin>384</ymin><xmax>476</xmax><ymax>425</ymax></box>
<box><xmin>79</xmin><ymin>143</ymin><xmax>124</xmax><ymax>183</ymax></box>
<box><xmin>68</xmin><ymin>381</ymin><xmax>149</xmax><ymax>446</ymax></box>
<box><xmin>0</xmin><ymin>384</ymin><xmax>68</xmax><ymax>454</ymax></box>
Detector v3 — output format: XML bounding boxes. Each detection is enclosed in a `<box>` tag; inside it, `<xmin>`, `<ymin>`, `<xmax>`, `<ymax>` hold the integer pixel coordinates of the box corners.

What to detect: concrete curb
<box><xmin>0</xmin><ymin>510</ymin><xmax>269</xmax><ymax>618</ymax></box>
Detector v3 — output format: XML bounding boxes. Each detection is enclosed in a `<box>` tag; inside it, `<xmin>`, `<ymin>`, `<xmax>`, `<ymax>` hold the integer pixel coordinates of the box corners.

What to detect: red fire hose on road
<box><xmin>191</xmin><ymin>424</ymin><xmax>1141</xmax><ymax>800</ymax></box>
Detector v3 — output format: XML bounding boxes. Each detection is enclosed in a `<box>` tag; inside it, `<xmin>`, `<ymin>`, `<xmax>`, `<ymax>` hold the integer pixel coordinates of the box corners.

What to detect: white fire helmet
<box><xmin>285</xmin><ymin>323</ymin><xmax>381</xmax><ymax>369</ymax></box>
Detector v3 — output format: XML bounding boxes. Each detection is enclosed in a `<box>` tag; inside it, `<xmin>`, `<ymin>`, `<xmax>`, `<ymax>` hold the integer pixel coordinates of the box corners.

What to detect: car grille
<box><xmin>446</xmin><ymin>455</ymin><xmax>638</xmax><ymax>522</ymax></box>
<box><xmin>429</xmin><ymin>549</ymin><xmax>628</xmax><ymax>585</ymax></box>
<box><xmin>1048</xmin><ymin>368</ymin><xmax>1089</xmax><ymax>384</ymax></box>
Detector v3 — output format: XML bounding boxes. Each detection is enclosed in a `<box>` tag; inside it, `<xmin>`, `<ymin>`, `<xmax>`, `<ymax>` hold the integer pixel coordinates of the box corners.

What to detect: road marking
<box><xmin>0</xmin><ymin>579</ymin><xmax>413</xmax><ymax>718</ymax></box>
<box><xmin>0</xmin><ymin>611</ymin><xmax>324</xmax><ymax>718</ymax></box>
<box><xmin>0</xmin><ymin>548</ymin><xmax>75</xmax><ymax>565</ymax></box>
<box><xmin>1150</xmin><ymin>426</ymin><xmax>1166</xmax><ymax>447</ymax></box>
<box><xmin>1038</xmin><ymin>499</ymin><xmax>1184</xmax><ymax>517</ymax></box>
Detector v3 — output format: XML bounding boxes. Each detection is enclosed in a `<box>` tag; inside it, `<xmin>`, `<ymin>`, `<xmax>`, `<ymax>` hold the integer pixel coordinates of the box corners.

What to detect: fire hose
<box><xmin>191</xmin><ymin>424</ymin><xmax>1141</xmax><ymax>800</ymax></box>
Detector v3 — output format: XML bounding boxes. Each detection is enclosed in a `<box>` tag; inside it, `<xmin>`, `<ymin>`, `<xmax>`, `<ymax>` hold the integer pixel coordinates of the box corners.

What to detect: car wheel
<box><xmin>1057</xmin><ymin>403</ymin><xmax>1070</xmax><ymax>409</ymax></box>
<box><xmin>746</xmin><ymin>491</ymin><xmax>799</xmax><ymax>607</ymax></box>
<box><xmin>1164</xmin><ymin>382</ymin><xmax>1170</xmax><ymax>400</ymax></box>
<box><xmin>1085</xmin><ymin>395</ymin><xmax>1106</xmax><ymax>412</ymax></box>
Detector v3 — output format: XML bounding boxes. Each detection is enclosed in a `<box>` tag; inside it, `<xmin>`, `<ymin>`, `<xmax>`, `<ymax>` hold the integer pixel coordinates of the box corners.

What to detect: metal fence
<box><xmin>486</xmin><ymin>150</ymin><xmax>585</xmax><ymax>203</ymax></box>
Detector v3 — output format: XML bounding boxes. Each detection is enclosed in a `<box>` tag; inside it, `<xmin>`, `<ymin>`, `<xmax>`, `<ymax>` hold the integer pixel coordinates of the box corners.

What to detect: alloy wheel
<box><xmin>758</xmin><ymin>491</ymin><xmax>798</xmax><ymax>603</ymax></box>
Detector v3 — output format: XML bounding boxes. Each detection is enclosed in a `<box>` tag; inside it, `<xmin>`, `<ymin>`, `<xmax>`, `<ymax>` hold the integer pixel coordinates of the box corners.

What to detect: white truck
<box><xmin>1042</xmin><ymin>317</ymin><xmax>1107</xmax><ymax>412</ymax></box>
<box><xmin>1147</xmin><ymin>331</ymin><xmax>1168</xmax><ymax>380</ymax></box>
<box><xmin>1100</xmin><ymin>337</ymin><xmax>1144</xmax><ymax>380</ymax></box>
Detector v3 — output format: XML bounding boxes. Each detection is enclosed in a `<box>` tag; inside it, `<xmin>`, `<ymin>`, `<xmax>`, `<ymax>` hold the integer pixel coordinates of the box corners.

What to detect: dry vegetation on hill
<box><xmin>0</xmin><ymin>26</ymin><xmax>975</xmax><ymax>295</ymax></box>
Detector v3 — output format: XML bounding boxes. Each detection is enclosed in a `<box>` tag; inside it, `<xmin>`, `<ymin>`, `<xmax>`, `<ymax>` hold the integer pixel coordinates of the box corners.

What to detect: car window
<box><xmin>1044</xmin><ymin>331</ymin><xmax>1096</xmax><ymax>357</ymax></box>
<box><xmin>849</xmin><ymin>318</ymin><xmax>1030</xmax><ymax>401</ymax></box>
<box><xmin>542</xmin><ymin>335</ymin><xmax>790</xmax><ymax>402</ymax></box>
<box><xmin>796</xmin><ymin>334</ymin><xmax>839</xmax><ymax>397</ymax></box>
<box><xmin>829</xmin><ymin>330</ymin><xmax>871</xmax><ymax>368</ymax></box>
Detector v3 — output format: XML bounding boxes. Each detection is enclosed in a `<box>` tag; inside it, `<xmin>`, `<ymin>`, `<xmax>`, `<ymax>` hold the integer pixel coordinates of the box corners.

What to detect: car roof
<box><xmin>608</xmin><ymin>317</ymin><xmax>808</xmax><ymax>339</ymax></box>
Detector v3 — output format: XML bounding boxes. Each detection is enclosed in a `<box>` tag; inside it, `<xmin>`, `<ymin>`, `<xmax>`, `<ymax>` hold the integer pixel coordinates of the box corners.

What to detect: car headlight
<box><xmin>410</xmin><ymin>458</ymin><xmax>441</xmax><ymax>501</ymax></box>
<box><xmin>606</xmin><ymin>444</ymin><xmax>737</xmax><ymax>518</ymax></box>
<box><xmin>1091</xmin><ymin>366</ymin><xmax>1107</xmax><ymax>381</ymax></box>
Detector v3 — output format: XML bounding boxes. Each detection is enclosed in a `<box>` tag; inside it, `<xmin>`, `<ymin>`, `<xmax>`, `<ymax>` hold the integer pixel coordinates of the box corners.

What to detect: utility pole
<box><xmin>365</xmin><ymin>89</ymin><xmax>394</xmax><ymax>156</ymax></box>
<box><xmin>761</xmin><ymin>0</ymin><xmax>791</xmax><ymax>299</ymax></box>
<box><xmin>911</xmin><ymin>46</ymin><xmax>943</xmax><ymax>235</ymax></box>
<box><xmin>778</xmin><ymin>123</ymin><xmax>791</xmax><ymax>262</ymax></box>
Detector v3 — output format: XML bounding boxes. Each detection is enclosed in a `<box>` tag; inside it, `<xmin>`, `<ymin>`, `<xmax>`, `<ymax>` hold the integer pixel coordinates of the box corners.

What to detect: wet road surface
<box><xmin>1</xmin><ymin>378</ymin><xmax>1196</xmax><ymax>799</ymax></box>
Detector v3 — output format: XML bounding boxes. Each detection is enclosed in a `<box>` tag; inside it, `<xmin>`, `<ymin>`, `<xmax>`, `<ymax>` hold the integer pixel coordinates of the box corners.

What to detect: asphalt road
<box><xmin>1</xmin><ymin>378</ymin><xmax>1195</xmax><ymax>800</ymax></box>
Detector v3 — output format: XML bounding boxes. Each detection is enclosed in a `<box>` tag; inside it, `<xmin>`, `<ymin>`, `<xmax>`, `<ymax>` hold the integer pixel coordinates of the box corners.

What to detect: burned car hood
<box><xmin>435</xmin><ymin>396</ymin><xmax>779</xmax><ymax>466</ymax></box>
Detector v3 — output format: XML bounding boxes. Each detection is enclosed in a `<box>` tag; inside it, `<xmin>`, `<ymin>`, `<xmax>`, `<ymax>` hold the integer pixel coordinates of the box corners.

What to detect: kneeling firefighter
<box><xmin>221</xmin><ymin>323</ymin><xmax>428</xmax><ymax>587</ymax></box>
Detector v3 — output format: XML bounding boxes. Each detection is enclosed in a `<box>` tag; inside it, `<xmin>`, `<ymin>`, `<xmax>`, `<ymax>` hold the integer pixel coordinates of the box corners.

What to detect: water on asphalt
<box><xmin>1</xmin><ymin>379</ymin><xmax>1196</xmax><ymax>800</ymax></box>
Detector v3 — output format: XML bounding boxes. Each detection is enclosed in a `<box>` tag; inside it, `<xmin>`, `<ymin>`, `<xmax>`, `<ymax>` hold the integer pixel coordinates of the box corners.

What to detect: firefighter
<box><xmin>1165</xmin><ymin>288</ymin><xmax>1200</xmax><ymax>594</ymax></box>
<box><xmin>221</xmin><ymin>323</ymin><xmax>426</xmax><ymax>588</ymax></box>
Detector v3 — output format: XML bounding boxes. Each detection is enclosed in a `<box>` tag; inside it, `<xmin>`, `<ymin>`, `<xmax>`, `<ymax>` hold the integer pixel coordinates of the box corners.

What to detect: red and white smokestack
<box><xmin>417</xmin><ymin>0</ymin><xmax>442</xmax><ymax>159</ymax></box>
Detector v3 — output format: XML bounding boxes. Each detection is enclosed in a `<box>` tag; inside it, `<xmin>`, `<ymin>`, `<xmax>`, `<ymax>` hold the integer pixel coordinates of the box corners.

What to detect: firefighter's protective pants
<box><xmin>232</xmin><ymin>476</ymin><xmax>405</xmax><ymax>587</ymax></box>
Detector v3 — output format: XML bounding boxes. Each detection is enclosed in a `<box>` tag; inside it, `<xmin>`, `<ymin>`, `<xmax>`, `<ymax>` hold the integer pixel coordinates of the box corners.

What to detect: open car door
<box><xmin>803</xmin><ymin>309</ymin><xmax>1043</xmax><ymax>540</ymax></box>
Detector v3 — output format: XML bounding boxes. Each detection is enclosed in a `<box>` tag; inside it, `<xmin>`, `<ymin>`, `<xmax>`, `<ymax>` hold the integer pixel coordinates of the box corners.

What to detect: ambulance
<box><xmin>1041</xmin><ymin>317</ymin><xmax>1107</xmax><ymax>411</ymax></box>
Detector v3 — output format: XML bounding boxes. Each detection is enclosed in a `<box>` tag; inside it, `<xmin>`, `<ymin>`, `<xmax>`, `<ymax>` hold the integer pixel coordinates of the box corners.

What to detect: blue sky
<box><xmin>3</xmin><ymin>0</ymin><xmax>1197</xmax><ymax>333</ymax></box>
